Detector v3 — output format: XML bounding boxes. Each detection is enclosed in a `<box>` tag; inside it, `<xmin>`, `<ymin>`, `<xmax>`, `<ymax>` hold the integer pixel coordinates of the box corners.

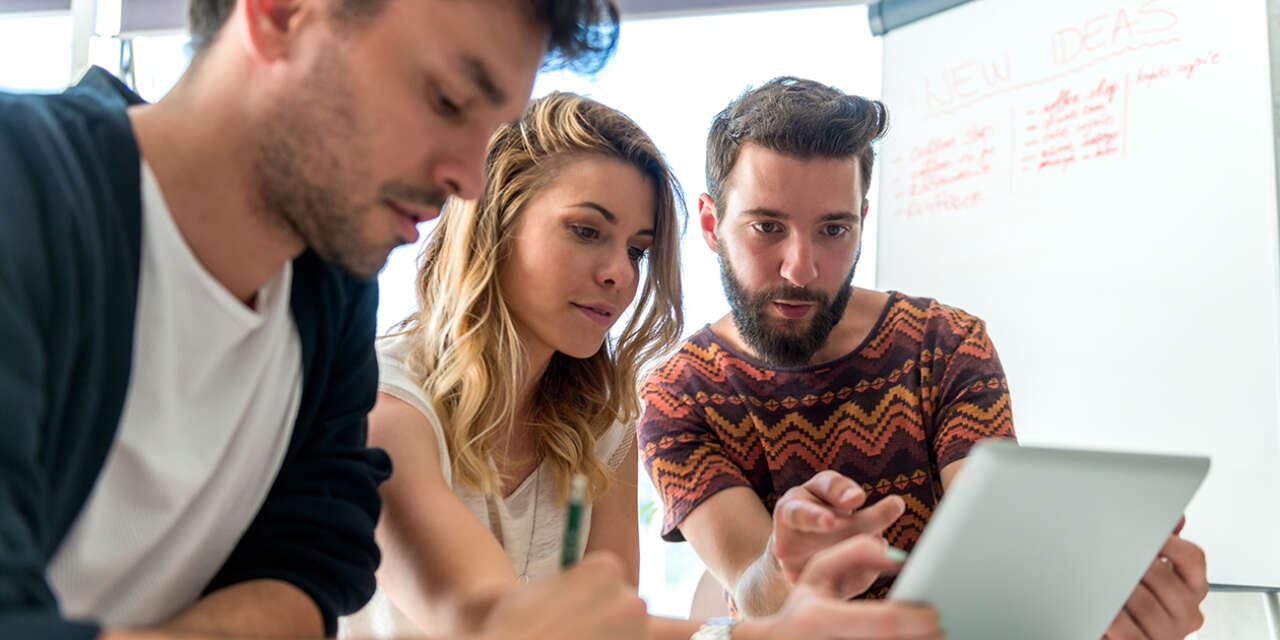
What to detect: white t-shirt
<box><xmin>46</xmin><ymin>161</ymin><xmax>304</xmax><ymax>627</ymax></box>
<box><xmin>340</xmin><ymin>333</ymin><xmax>634</xmax><ymax>639</ymax></box>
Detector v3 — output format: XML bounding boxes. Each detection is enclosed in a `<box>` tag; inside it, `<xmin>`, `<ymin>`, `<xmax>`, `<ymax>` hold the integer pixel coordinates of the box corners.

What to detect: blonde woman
<box><xmin>353</xmin><ymin>93</ymin><xmax>941</xmax><ymax>640</ymax></box>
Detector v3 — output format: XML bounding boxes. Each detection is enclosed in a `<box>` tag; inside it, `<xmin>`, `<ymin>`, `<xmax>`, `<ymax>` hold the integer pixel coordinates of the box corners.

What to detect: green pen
<box><xmin>560</xmin><ymin>474</ymin><xmax>588</xmax><ymax>568</ymax></box>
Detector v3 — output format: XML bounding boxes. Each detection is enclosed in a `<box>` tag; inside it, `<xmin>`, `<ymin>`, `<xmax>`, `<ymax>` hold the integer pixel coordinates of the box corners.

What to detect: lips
<box><xmin>772</xmin><ymin>301</ymin><xmax>815</xmax><ymax>319</ymax></box>
<box><xmin>386</xmin><ymin>200</ymin><xmax>439</xmax><ymax>244</ymax></box>
<box><xmin>572</xmin><ymin>302</ymin><xmax>617</xmax><ymax>328</ymax></box>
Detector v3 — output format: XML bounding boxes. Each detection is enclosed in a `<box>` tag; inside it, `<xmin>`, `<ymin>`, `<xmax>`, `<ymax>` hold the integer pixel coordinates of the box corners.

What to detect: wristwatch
<box><xmin>690</xmin><ymin>616</ymin><xmax>739</xmax><ymax>640</ymax></box>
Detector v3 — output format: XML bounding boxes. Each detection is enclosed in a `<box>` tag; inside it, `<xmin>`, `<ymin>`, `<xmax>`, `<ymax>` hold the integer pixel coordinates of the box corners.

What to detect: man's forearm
<box><xmin>154</xmin><ymin>579</ymin><xmax>324</xmax><ymax>638</ymax></box>
<box><xmin>733</xmin><ymin>540</ymin><xmax>792</xmax><ymax>619</ymax></box>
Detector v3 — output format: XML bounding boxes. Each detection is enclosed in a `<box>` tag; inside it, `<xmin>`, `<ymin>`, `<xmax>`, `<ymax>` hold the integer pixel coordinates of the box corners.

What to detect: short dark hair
<box><xmin>186</xmin><ymin>0</ymin><xmax>619</xmax><ymax>73</ymax></box>
<box><xmin>705</xmin><ymin>76</ymin><xmax>888</xmax><ymax>213</ymax></box>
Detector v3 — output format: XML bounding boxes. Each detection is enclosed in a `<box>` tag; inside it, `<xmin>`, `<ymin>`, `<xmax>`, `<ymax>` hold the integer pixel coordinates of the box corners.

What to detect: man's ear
<box><xmin>698</xmin><ymin>193</ymin><xmax>720</xmax><ymax>253</ymax></box>
<box><xmin>242</xmin><ymin>0</ymin><xmax>310</xmax><ymax>63</ymax></box>
<box><xmin>861</xmin><ymin>198</ymin><xmax>870</xmax><ymax>222</ymax></box>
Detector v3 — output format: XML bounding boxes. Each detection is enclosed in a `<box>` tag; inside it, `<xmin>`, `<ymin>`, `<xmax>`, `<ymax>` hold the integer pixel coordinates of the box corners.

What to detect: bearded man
<box><xmin>638</xmin><ymin>76</ymin><xmax>1208</xmax><ymax>640</ymax></box>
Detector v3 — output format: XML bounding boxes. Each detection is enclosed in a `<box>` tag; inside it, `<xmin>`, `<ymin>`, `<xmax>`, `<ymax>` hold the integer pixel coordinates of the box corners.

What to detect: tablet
<box><xmin>888</xmin><ymin>440</ymin><xmax>1209</xmax><ymax>640</ymax></box>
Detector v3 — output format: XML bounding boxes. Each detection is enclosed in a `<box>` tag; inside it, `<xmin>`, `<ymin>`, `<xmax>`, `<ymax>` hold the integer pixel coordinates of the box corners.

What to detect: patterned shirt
<box><xmin>638</xmin><ymin>291</ymin><xmax>1016</xmax><ymax>597</ymax></box>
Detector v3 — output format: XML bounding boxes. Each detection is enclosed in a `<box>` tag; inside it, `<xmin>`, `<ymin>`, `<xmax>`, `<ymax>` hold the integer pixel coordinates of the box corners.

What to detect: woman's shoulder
<box><xmin>594</xmin><ymin>420</ymin><xmax>635</xmax><ymax>470</ymax></box>
<box><xmin>374</xmin><ymin>333</ymin><xmax>453</xmax><ymax>484</ymax></box>
<box><xmin>375</xmin><ymin>334</ymin><xmax>425</xmax><ymax>401</ymax></box>
<box><xmin>375</xmin><ymin>331</ymin><xmax>415</xmax><ymax>364</ymax></box>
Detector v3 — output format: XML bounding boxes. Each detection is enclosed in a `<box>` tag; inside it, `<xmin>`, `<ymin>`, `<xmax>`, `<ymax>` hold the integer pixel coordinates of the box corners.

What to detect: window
<box><xmin>0</xmin><ymin>12</ymin><xmax>72</xmax><ymax>92</ymax></box>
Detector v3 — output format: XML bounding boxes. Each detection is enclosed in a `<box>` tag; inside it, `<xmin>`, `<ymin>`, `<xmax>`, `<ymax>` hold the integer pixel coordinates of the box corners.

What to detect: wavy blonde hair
<box><xmin>390</xmin><ymin>92</ymin><xmax>684</xmax><ymax>499</ymax></box>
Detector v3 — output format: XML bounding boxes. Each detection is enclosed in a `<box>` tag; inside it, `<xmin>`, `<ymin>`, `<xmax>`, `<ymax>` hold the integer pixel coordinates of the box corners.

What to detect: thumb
<box><xmin>851</xmin><ymin>495</ymin><xmax>907</xmax><ymax>535</ymax></box>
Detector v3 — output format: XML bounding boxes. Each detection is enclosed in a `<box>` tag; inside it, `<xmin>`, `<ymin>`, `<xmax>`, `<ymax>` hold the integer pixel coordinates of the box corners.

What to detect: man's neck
<box><xmin>127</xmin><ymin>57</ymin><xmax>304</xmax><ymax>307</ymax></box>
<box><xmin>710</xmin><ymin>287</ymin><xmax>892</xmax><ymax>367</ymax></box>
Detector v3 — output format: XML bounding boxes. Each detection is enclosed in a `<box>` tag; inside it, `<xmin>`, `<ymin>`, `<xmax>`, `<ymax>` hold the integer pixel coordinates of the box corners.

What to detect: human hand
<box><xmin>480</xmin><ymin>552</ymin><xmax>647</xmax><ymax>640</ymax></box>
<box><xmin>770</xmin><ymin>470</ymin><xmax>906</xmax><ymax>586</ymax></box>
<box><xmin>1103</xmin><ymin>517</ymin><xmax>1209</xmax><ymax>640</ymax></box>
<box><xmin>739</xmin><ymin>535</ymin><xmax>941</xmax><ymax>640</ymax></box>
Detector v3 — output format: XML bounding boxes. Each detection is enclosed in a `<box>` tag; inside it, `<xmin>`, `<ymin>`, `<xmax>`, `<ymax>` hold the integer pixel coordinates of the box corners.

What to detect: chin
<box><xmin>339</xmin><ymin>253</ymin><xmax>389</xmax><ymax>281</ymax></box>
<box><xmin>766</xmin><ymin>318</ymin><xmax>811</xmax><ymax>334</ymax></box>
<box><xmin>560</xmin><ymin>340</ymin><xmax>607</xmax><ymax>360</ymax></box>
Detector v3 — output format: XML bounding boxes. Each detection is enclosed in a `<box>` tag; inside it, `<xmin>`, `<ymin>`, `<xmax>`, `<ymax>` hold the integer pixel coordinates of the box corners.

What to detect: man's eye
<box><xmin>752</xmin><ymin>222</ymin><xmax>780</xmax><ymax>234</ymax></box>
<box><xmin>823</xmin><ymin>225</ymin><xmax>849</xmax><ymax>237</ymax></box>
<box><xmin>439</xmin><ymin>94</ymin><xmax>461</xmax><ymax>116</ymax></box>
<box><xmin>431</xmin><ymin>83</ymin><xmax>462</xmax><ymax>116</ymax></box>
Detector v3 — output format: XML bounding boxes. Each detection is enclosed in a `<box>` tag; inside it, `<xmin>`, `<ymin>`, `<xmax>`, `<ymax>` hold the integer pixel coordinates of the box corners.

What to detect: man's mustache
<box><xmin>754</xmin><ymin>286</ymin><xmax>828</xmax><ymax>305</ymax></box>
<box><xmin>380</xmin><ymin>181</ymin><xmax>448</xmax><ymax>209</ymax></box>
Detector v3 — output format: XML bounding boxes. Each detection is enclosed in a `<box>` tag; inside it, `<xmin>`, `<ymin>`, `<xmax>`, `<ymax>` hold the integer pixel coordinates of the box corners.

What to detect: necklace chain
<box><xmin>501</xmin><ymin>427</ymin><xmax>541</xmax><ymax>582</ymax></box>
<box><xmin>518</xmin><ymin>465</ymin><xmax>540</xmax><ymax>581</ymax></box>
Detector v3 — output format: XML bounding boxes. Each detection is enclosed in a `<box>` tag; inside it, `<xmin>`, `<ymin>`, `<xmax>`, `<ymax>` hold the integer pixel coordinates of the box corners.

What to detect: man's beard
<box><xmin>252</xmin><ymin>50</ymin><xmax>445</xmax><ymax>280</ymax></box>
<box><xmin>719</xmin><ymin>245</ymin><xmax>859</xmax><ymax>367</ymax></box>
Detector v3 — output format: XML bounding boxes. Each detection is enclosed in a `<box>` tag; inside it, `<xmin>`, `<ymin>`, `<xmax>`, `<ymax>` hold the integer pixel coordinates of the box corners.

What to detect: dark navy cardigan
<box><xmin>0</xmin><ymin>68</ymin><xmax>391</xmax><ymax>638</ymax></box>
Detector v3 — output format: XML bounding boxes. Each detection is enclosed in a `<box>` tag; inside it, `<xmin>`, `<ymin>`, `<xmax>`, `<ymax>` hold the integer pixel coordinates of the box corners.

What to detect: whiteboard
<box><xmin>876</xmin><ymin>0</ymin><xmax>1280</xmax><ymax>588</ymax></box>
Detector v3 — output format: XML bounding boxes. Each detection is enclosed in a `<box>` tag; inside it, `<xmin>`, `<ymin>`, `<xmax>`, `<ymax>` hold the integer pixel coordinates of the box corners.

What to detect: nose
<box><xmin>430</xmin><ymin>133</ymin><xmax>489</xmax><ymax>201</ymax></box>
<box><xmin>779</xmin><ymin>235</ymin><xmax>818</xmax><ymax>287</ymax></box>
<box><xmin>598</xmin><ymin>247</ymin><xmax>638</xmax><ymax>295</ymax></box>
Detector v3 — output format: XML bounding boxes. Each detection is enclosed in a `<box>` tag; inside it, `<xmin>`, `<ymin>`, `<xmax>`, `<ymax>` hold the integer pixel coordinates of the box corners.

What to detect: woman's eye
<box><xmin>572</xmin><ymin>225</ymin><xmax>600</xmax><ymax>240</ymax></box>
<box><xmin>628</xmin><ymin>246</ymin><xmax>648</xmax><ymax>262</ymax></box>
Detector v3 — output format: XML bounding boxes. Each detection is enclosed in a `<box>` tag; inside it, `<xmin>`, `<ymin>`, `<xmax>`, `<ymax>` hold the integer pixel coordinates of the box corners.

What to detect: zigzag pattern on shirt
<box><xmin>639</xmin><ymin>292</ymin><xmax>1016</xmax><ymax>596</ymax></box>
<box><xmin>647</xmin><ymin>306</ymin><xmax>994</xmax><ymax>405</ymax></box>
